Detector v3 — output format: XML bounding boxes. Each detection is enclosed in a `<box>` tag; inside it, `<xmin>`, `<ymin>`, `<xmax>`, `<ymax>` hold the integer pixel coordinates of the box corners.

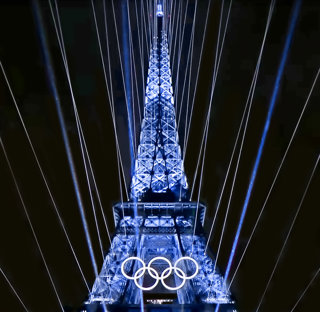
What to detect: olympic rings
<box><xmin>161</xmin><ymin>266</ymin><xmax>186</xmax><ymax>290</ymax></box>
<box><xmin>121</xmin><ymin>256</ymin><xmax>199</xmax><ymax>291</ymax></box>
<box><xmin>148</xmin><ymin>256</ymin><xmax>172</xmax><ymax>279</ymax></box>
<box><xmin>121</xmin><ymin>257</ymin><xmax>145</xmax><ymax>280</ymax></box>
<box><xmin>134</xmin><ymin>266</ymin><xmax>159</xmax><ymax>291</ymax></box>
<box><xmin>174</xmin><ymin>256</ymin><xmax>199</xmax><ymax>279</ymax></box>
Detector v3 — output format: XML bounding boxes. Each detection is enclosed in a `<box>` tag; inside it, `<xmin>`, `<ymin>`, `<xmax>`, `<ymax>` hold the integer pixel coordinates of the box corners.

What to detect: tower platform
<box><xmin>83</xmin><ymin>202</ymin><xmax>236</xmax><ymax>311</ymax></box>
<box><xmin>83</xmin><ymin>303</ymin><xmax>236</xmax><ymax>312</ymax></box>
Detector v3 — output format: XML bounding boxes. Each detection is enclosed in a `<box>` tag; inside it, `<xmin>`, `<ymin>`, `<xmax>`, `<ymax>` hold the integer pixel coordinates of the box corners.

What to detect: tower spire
<box><xmin>131</xmin><ymin>24</ymin><xmax>188</xmax><ymax>201</ymax></box>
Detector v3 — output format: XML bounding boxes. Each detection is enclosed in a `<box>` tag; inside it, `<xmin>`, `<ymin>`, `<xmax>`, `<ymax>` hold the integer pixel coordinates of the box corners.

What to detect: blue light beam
<box><xmin>124</xmin><ymin>2</ymin><xmax>145</xmax><ymax>308</ymax></box>
<box><xmin>224</xmin><ymin>0</ymin><xmax>302</xmax><ymax>282</ymax></box>
<box><xmin>122</xmin><ymin>0</ymin><xmax>135</xmax><ymax>175</ymax></box>
<box><xmin>32</xmin><ymin>0</ymin><xmax>99</xmax><ymax>277</ymax></box>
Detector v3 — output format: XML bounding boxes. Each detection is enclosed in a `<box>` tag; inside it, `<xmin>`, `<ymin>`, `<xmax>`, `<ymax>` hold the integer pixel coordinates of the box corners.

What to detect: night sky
<box><xmin>0</xmin><ymin>0</ymin><xmax>319</xmax><ymax>311</ymax></box>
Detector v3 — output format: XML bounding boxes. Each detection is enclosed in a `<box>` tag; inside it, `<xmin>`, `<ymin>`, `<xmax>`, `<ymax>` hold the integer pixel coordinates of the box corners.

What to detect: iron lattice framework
<box><xmin>131</xmin><ymin>33</ymin><xmax>188</xmax><ymax>201</ymax></box>
<box><xmin>84</xmin><ymin>8</ymin><xmax>236</xmax><ymax>312</ymax></box>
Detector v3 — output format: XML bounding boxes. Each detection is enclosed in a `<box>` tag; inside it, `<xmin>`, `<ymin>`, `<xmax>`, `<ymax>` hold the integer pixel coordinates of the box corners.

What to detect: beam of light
<box><xmin>213</xmin><ymin>66</ymin><xmax>259</xmax><ymax>275</ymax></box>
<box><xmin>190</xmin><ymin>0</ymin><xmax>233</xmax><ymax>200</ymax></box>
<box><xmin>49</xmin><ymin>0</ymin><xmax>106</xmax><ymax>260</ymax></box>
<box><xmin>111</xmin><ymin>0</ymin><xmax>136</xmax><ymax>178</ymax></box>
<box><xmin>134</xmin><ymin>0</ymin><xmax>146</xmax><ymax>113</ymax></box>
<box><xmin>103</xmin><ymin>0</ymin><xmax>129</xmax><ymax>201</ymax></box>
<box><xmin>183</xmin><ymin>1</ymin><xmax>197</xmax><ymax>154</ymax></box>
<box><xmin>255</xmin><ymin>154</ymin><xmax>319</xmax><ymax>311</ymax></box>
<box><xmin>133</xmin><ymin>201</ymin><xmax>144</xmax><ymax>310</ymax></box>
<box><xmin>184</xmin><ymin>0</ymin><xmax>211</xmax><ymax>159</ymax></box>
<box><xmin>171</xmin><ymin>0</ymin><xmax>181</xmax><ymax>82</ymax></box>
<box><xmin>32</xmin><ymin>0</ymin><xmax>99</xmax><ymax>277</ymax></box>
<box><xmin>213</xmin><ymin>0</ymin><xmax>225</xmax><ymax>82</ymax></box>
<box><xmin>127</xmin><ymin>0</ymin><xmax>138</xmax><ymax>152</ymax></box>
<box><xmin>177</xmin><ymin>0</ymin><xmax>197</xmax><ymax>129</ymax></box>
<box><xmin>0</xmin><ymin>265</ymin><xmax>29</xmax><ymax>311</ymax></box>
<box><xmin>127</xmin><ymin>0</ymin><xmax>142</xmax><ymax>125</ymax></box>
<box><xmin>228</xmin><ymin>65</ymin><xmax>320</xmax><ymax>290</ymax></box>
<box><xmin>90</xmin><ymin>0</ymin><xmax>131</xmax><ymax>242</ymax></box>
<box><xmin>79</xmin><ymin>121</ymin><xmax>112</xmax><ymax>244</ymax></box>
<box><xmin>139</xmin><ymin>1</ymin><xmax>145</xmax><ymax>72</ymax></box>
<box><xmin>191</xmin><ymin>0</ymin><xmax>233</xmax><ymax>252</ymax></box>
<box><xmin>91</xmin><ymin>0</ymin><xmax>128</xmax><ymax>240</ymax></box>
<box><xmin>0</xmin><ymin>137</ymin><xmax>64</xmax><ymax>311</ymax></box>
<box><xmin>169</xmin><ymin>0</ymin><xmax>178</xmax><ymax>53</ymax></box>
<box><xmin>290</xmin><ymin>265</ymin><xmax>320</xmax><ymax>312</ymax></box>
<box><xmin>173</xmin><ymin>0</ymin><xmax>189</xmax><ymax>110</ymax></box>
<box><xmin>223</xmin><ymin>0</ymin><xmax>302</xmax><ymax>284</ymax></box>
<box><xmin>211</xmin><ymin>0</ymin><xmax>275</xmax><ymax>272</ymax></box>
<box><xmin>102</xmin><ymin>15</ymin><xmax>129</xmax><ymax>236</ymax></box>
<box><xmin>102</xmin><ymin>1</ymin><xmax>128</xmax><ymax>240</ymax></box>
<box><xmin>146</xmin><ymin>0</ymin><xmax>152</xmax><ymax>42</ymax></box>
<box><xmin>0</xmin><ymin>55</ymin><xmax>90</xmax><ymax>292</ymax></box>
<box><xmin>168</xmin><ymin>0</ymin><xmax>174</xmax><ymax>44</ymax></box>
<box><xmin>142</xmin><ymin>0</ymin><xmax>150</xmax><ymax>59</ymax></box>
<box><xmin>121</xmin><ymin>0</ymin><xmax>135</xmax><ymax>174</ymax></box>
<box><xmin>123</xmin><ymin>1</ymin><xmax>150</xmax><ymax>307</ymax></box>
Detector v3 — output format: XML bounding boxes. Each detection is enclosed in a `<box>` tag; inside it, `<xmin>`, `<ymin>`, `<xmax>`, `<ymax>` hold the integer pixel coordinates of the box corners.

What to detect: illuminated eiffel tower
<box><xmin>83</xmin><ymin>2</ymin><xmax>236</xmax><ymax>311</ymax></box>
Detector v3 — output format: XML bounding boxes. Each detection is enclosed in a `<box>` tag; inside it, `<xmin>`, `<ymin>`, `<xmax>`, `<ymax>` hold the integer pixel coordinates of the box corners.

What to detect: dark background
<box><xmin>0</xmin><ymin>0</ymin><xmax>319</xmax><ymax>311</ymax></box>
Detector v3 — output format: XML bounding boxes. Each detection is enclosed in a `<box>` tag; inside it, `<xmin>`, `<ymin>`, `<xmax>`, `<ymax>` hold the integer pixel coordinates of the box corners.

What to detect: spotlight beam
<box><xmin>212</xmin><ymin>0</ymin><xmax>275</xmax><ymax>272</ymax></box>
<box><xmin>223</xmin><ymin>0</ymin><xmax>302</xmax><ymax>284</ymax></box>
<box><xmin>255</xmin><ymin>154</ymin><xmax>319</xmax><ymax>311</ymax></box>
<box><xmin>289</xmin><ymin>265</ymin><xmax>320</xmax><ymax>312</ymax></box>
<box><xmin>33</xmin><ymin>0</ymin><xmax>99</xmax><ymax>277</ymax></box>
<box><xmin>50</xmin><ymin>0</ymin><xmax>106</xmax><ymax>260</ymax></box>
<box><xmin>0</xmin><ymin>259</ymin><xmax>29</xmax><ymax>311</ymax></box>
<box><xmin>228</xmin><ymin>65</ymin><xmax>320</xmax><ymax>289</ymax></box>
<box><xmin>0</xmin><ymin>137</ymin><xmax>64</xmax><ymax>311</ymax></box>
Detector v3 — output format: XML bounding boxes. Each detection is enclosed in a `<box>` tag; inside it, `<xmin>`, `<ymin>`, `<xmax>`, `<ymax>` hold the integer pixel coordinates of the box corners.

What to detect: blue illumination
<box><xmin>130</xmin><ymin>32</ymin><xmax>188</xmax><ymax>200</ymax></box>
<box><xmin>86</xmin><ymin>8</ymin><xmax>235</xmax><ymax>310</ymax></box>
<box><xmin>87</xmin><ymin>30</ymin><xmax>233</xmax><ymax>309</ymax></box>
<box><xmin>88</xmin><ymin>211</ymin><xmax>233</xmax><ymax>305</ymax></box>
<box><xmin>121</xmin><ymin>0</ymin><xmax>135</xmax><ymax>175</ymax></box>
<box><xmin>223</xmin><ymin>0</ymin><xmax>302</xmax><ymax>284</ymax></box>
<box><xmin>32</xmin><ymin>0</ymin><xmax>98</xmax><ymax>276</ymax></box>
<box><xmin>157</xmin><ymin>1</ymin><xmax>164</xmax><ymax>17</ymax></box>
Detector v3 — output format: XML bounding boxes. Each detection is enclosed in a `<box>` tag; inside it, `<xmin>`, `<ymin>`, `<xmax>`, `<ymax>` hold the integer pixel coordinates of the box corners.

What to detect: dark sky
<box><xmin>0</xmin><ymin>0</ymin><xmax>319</xmax><ymax>311</ymax></box>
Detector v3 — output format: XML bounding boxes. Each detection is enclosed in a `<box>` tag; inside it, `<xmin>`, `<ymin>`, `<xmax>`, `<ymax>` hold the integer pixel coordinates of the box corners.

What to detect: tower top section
<box><xmin>130</xmin><ymin>29</ymin><xmax>188</xmax><ymax>202</ymax></box>
<box><xmin>156</xmin><ymin>0</ymin><xmax>164</xmax><ymax>17</ymax></box>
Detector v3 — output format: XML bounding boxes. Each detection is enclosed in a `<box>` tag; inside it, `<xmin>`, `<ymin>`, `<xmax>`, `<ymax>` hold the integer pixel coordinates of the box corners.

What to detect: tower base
<box><xmin>82</xmin><ymin>303</ymin><xmax>237</xmax><ymax>312</ymax></box>
<box><xmin>84</xmin><ymin>202</ymin><xmax>236</xmax><ymax>310</ymax></box>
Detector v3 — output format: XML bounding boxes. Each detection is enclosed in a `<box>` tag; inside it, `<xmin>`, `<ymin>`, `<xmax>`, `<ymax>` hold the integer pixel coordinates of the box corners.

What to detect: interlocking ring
<box><xmin>161</xmin><ymin>266</ymin><xmax>186</xmax><ymax>290</ymax></box>
<box><xmin>134</xmin><ymin>266</ymin><xmax>159</xmax><ymax>291</ymax></box>
<box><xmin>174</xmin><ymin>256</ymin><xmax>199</xmax><ymax>279</ymax></box>
<box><xmin>121</xmin><ymin>257</ymin><xmax>145</xmax><ymax>280</ymax></box>
<box><xmin>121</xmin><ymin>256</ymin><xmax>199</xmax><ymax>291</ymax></box>
<box><xmin>148</xmin><ymin>256</ymin><xmax>172</xmax><ymax>279</ymax></box>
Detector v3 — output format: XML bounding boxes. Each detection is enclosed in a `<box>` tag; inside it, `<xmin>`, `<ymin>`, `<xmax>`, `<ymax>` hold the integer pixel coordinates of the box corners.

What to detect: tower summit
<box><xmin>130</xmin><ymin>9</ymin><xmax>188</xmax><ymax>202</ymax></box>
<box><xmin>84</xmin><ymin>3</ymin><xmax>236</xmax><ymax>311</ymax></box>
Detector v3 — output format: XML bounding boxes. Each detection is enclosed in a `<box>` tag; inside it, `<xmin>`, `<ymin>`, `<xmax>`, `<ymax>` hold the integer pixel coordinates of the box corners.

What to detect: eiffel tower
<box><xmin>83</xmin><ymin>2</ymin><xmax>236</xmax><ymax>311</ymax></box>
